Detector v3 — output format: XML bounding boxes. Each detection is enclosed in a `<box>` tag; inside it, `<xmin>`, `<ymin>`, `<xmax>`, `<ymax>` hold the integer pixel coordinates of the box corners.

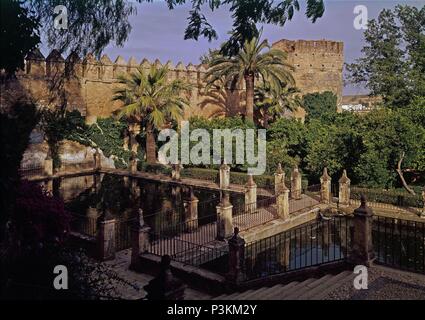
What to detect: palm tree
<box><xmin>254</xmin><ymin>83</ymin><xmax>302</xmax><ymax>127</ymax></box>
<box><xmin>205</xmin><ymin>36</ymin><xmax>294</xmax><ymax>122</ymax></box>
<box><xmin>113</xmin><ymin>65</ymin><xmax>189</xmax><ymax>164</ymax></box>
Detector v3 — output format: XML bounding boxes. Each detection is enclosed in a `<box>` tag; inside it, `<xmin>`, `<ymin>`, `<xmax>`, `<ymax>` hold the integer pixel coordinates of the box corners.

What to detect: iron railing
<box><xmin>243</xmin><ymin>216</ymin><xmax>351</xmax><ymax>281</ymax></box>
<box><xmin>373</xmin><ymin>216</ymin><xmax>425</xmax><ymax>274</ymax></box>
<box><xmin>147</xmin><ymin>235</ymin><xmax>227</xmax><ymax>268</ymax></box>
<box><xmin>232</xmin><ymin>197</ymin><xmax>277</xmax><ymax>231</ymax></box>
<box><xmin>115</xmin><ymin>217</ymin><xmax>136</xmax><ymax>251</ymax></box>
<box><xmin>70</xmin><ymin>213</ymin><xmax>98</xmax><ymax>238</ymax></box>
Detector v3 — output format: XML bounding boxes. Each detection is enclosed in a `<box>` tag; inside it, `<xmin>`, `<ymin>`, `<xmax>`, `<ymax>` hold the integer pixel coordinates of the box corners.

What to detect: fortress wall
<box><xmin>1</xmin><ymin>39</ymin><xmax>344</xmax><ymax>122</ymax></box>
<box><xmin>272</xmin><ymin>39</ymin><xmax>344</xmax><ymax>105</ymax></box>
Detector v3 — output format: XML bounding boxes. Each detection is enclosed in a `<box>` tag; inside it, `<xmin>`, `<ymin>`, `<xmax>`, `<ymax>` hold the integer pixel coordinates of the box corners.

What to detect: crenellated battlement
<box><xmin>272</xmin><ymin>39</ymin><xmax>343</xmax><ymax>54</ymax></box>
<box><xmin>4</xmin><ymin>39</ymin><xmax>343</xmax><ymax>123</ymax></box>
<box><xmin>24</xmin><ymin>50</ymin><xmax>208</xmax><ymax>84</ymax></box>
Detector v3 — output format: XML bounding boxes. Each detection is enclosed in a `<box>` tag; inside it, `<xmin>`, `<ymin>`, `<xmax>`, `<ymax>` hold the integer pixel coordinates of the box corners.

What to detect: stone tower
<box><xmin>272</xmin><ymin>39</ymin><xmax>344</xmax><ymax>106</ymax></box>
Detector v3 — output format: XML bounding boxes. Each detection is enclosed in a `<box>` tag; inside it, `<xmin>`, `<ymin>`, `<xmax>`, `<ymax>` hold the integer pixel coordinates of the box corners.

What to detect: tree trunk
<box><xmin>244</xmin><ymin>74</ymin><xmax>254</xmax><ymax>123</ymax></box>
<box><xmin>396</xmin><ymin>152</ymin><xmax>416</xmax><ymax>195</ymax></box>
<box><xmin>146</xmin><ymin>123</ymin><xmax>157</xmax><ymax>164</ymax></box>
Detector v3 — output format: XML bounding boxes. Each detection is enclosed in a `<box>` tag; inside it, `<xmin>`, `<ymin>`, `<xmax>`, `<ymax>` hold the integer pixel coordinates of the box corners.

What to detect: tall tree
<box><xmin>346</xmin><ymin>5</ymin><xmax>425</xmax><ymax>108</ymax></box>
<box><xmin>205</xmin><ymin>36</ymin><xmax>294</xmax><ymax>122</ymax></box>
<box><xmin>142</xmin><ymin>0</ymin><xmax>325</xmax><ymax>56</ymax></box>
<box><xmin>112</xmin><ymin>66</ymin><xmax>189</xmax><ymax>163</ymax></box>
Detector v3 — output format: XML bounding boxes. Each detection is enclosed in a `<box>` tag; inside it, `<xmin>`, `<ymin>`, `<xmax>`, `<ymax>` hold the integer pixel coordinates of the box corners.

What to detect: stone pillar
<box><xmin>290</xmin><ymin>165</ymin><xmax>302</xmax><ymax>200</ymax></box>
<box><xmin>338</xmin><ymin>169</ymin><xmax>351</xmax><ymax>207</ymax></box>
<box><xmin>144</xmin><ymin>255</ymin><xmax>186</xmax><ymax>300</ymax></box>
<box><xmin>349</xmin><ymin>195</ymin><xmax>375</xmax><ymax>267</ymax></box>
<box><xmin>97</xmin><ymin>211</ymin><xmax>116</xmax><ymax>261</ymax></box>
<box><xmin>93</xmin><ymin>148</ymin><xmax>101</xmax><ymax>171</ymax></box>
<box><xmin>130</xmin><ymin>209</ymin><xmax>151</xmax><ymax>270</ymax></box>
<box><xmin>183</xmin><ymin>188</ymin><xmax>199</xmax><ymax>231</ymax></box>
<box><xmin>226</xmin><ymin>228</ymin><xmax>245</xmax><ymax>284</ymax></box>
<box><xmin>171</xmin><ymin>162</ymin><xmax>182</xmax><ymax>181</ymax></box>
<box><xmin>320</xmin><ymin>167</ymin><xmax>332</xmax><ymax>204</ymax></box>
<box><xmin>276</xmin><ymin>183</ymin><xmax>290</xmax><ymax>220</ymax></box>
<box><xmin>43</xmin><ymin>157</ymin><xmax>53</xmax><ymax>176</ymax></box>
<box><xmin>245</xmin><ymin>174</ymin><xmax>257</xmax><ymax>213</ymax></box>
<box><xmin>219</xmin><ymin>162</ymin><xmax>230</xmax><ymax>189</ymax></box>
<box><xmin>274</xmin><ymin>163</ymin><xmax>285</xmax><ymax>196</ymax></box>
<box><xmin>216</xmin><ymin>192</ymin><xmax>233</xmax><ymax>240</ymax></box>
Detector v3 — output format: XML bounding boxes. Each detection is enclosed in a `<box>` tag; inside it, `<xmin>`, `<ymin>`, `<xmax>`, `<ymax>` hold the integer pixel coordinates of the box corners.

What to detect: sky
<box><xmin>46</xmin><ymin>0</ymin><xmax>425</xmax><ymax>95</ymax></box>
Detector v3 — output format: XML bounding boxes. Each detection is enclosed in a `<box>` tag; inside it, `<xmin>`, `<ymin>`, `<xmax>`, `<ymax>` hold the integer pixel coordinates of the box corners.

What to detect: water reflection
<box><xmin>45</xmin><ymin>174</ymin><xmax>244</xmax><ymax>235</ymax></box>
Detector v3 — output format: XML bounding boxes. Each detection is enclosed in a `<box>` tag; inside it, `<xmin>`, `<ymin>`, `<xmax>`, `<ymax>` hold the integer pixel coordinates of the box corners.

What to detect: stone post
<box><xmin>130</xmin><ymin>209</ymin><xmax>151</xmax><ymax>270</ymax></box>
<box><xmin>216</xmin><ymin>192</ymin><xmax>233</xmax><ymax>240</ymax></box>
<box><xmin>171</xmin><ymin>162</ymin><xmax>182</xmax><ymax>181</ymax></box>
<box><xmin>338</xmin><ymin>169</ymin><xmax>351</xmax><ymax>207</ymax></box>
<box><xmin>421</xmin><ymin>187</ymin><xmax>425</xmax><ymax>218</ymax></box>
<box><xmin>348</xmin><ymin>195</ymin><xmax>375</xmax><ymax>267</ymax></box>
<box><xmin>245</xmin><ymin>174</ymin><xmax>257</xmax><ymax>213</ymax></box>
<box><xmin>97</xmin><ymin>210</ymin><xmax>116</xmax><ymax>261</ymax></box>
<box><xmin>93</xmin><ymin>148</ymin><xmax>101</xmax><ymax>171</ymax></box>
<box><xmin>290</xmin><ymin>165</ymin><xmax>302</xmax><ymax>200</ymax></box>
<box><xmin>274</xmin><ymin>163</ymin><xmax>285</xmax><ymax>196</ymax></box>
<box><xmin>144</xmin><ymin>255</ymin><xmax>186</xmax><ymax>300</ymax></box>
<box><xmin>276</xmin><ymin>182</ymin><xmax>290</xmax><ymax>220</ymax></box>
<box><xmin>226</xmin><ymin>228</ymin><xmax>245</xmax><ymax>284</ymax></box>
<box><xmin>219</xmin><ymin>161</ymin><xmax>230</xmax><ymax>189</ymax></box>
<box><xmin>44</xmin><ymin>157</ymin><xmax>53</xmax><ymax>176</ymax></box>
<box><xmin>183</xmin><ymin>188</ymin><xmax>199</xmax><ymax>231</ymax></box>
<box><xmin>320</xmin><ymin>167</ymin><xmax>332</xmax><ymax>204</ymax></box>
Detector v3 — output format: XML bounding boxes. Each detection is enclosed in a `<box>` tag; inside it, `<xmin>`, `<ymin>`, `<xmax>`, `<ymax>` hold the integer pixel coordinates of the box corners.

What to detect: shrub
<box><xmin>351</xmin><ymin>186</ymin><xmax>423</xmax><ymax>208</ymax></box>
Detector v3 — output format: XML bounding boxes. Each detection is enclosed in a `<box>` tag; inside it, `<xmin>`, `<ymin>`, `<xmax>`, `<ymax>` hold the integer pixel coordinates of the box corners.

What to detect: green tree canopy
<box><xmin>346</xmin><ymin>5</ymin><xmax>425</xmax><ymax>108</ymax></box>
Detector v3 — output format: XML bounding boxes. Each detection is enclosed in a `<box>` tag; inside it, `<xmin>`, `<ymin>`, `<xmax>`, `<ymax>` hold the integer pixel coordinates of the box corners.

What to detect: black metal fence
<box><xmin>70</xmin><ymin>213</ymin><xmax>97</xmax><ymax>238</ymax></box>
<box><xmin>232</xmin><ymin>197</ymin><xmax>277</xmax><ymax>231</ymax></box>
<box><xmin>115</xmin><ymin>217</ymin><xmax>135</xmax><ymax>251</ymax></box>
<box><xmin>147</xmin><ymin>235</ymin><xmax>227</xmax><ymax>268</ymax></box>
<box><xmin>243</xmin><ymin>216</ymin><xmax>351</xmax><ymax>281</ymax></box>
<box><xmin>373</xmin><ymin>216</ymin><xmax>425</xmax><ymax>274</ymax></box>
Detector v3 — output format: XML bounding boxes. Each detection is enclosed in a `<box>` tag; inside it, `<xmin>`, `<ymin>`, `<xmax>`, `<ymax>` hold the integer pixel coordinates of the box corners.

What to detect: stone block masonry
<box><xmin>272</xmin><ymin>39</ymin><xmax>344</xmax><ymax>106</ymax></box>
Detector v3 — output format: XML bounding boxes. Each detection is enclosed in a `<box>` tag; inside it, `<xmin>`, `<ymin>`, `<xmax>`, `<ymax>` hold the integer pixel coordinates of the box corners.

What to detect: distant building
<box><xmin>341</xmin><ymin>95</ymin><xmax>382</xmax><ymax>113</ymax></box>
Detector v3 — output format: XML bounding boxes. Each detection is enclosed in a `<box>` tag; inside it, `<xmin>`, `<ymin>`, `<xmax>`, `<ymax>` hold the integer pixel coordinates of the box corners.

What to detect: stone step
<box><xmin>240</xmin><ymin>284</ymin><xmax>282</xmax><ymax>300</ymax></box>
<box><xmin>256</xmin><ymin>281</ymin><xmax>300</xmax><ymax>300</ymax></box>
<box><xmin>311</xmin><ymin>270</ymin><xmax>354</xmax><ymax>300</ymax></box>
<box><xmin>268</xmin><ymin>277</ymin><xmax>317</xmax><ymax>300</ymax></box>
<box><xmin>286</xmin><ymin>274</ymin><xmax>333</xmax><ymax>300</ymax></box>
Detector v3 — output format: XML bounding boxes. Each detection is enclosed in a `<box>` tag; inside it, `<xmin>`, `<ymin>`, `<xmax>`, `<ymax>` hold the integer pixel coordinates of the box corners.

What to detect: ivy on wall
<box><xmin>45</xmin><ymin>110</ymin><xmax>141</xmax><ymax>169</ymax></box>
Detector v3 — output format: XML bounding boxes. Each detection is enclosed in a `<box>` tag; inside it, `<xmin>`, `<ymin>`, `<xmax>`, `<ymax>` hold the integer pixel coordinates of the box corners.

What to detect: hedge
<box><xmin>351</xmin><ymin>187</ymin><xmax>423</xmax><ymax>208</ymax></box>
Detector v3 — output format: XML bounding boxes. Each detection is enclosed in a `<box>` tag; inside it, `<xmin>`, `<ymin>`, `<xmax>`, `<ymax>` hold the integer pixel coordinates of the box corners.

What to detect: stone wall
<box><xmin>272</xmin><ymin>39</ymin><xmax>344</xmax><ymax>105</ymax></box>
<box><xmin>1</xmin><ymin>38</ymin><xmax>344</xmax><ymax>122</ymax></box>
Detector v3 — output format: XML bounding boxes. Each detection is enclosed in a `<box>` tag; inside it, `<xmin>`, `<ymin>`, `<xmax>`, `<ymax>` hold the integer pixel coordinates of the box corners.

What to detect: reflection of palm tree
<box><xmin>205</xmin><ymin>36</ymin><xmax>294</xmax><ymax>122</ymax></box>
